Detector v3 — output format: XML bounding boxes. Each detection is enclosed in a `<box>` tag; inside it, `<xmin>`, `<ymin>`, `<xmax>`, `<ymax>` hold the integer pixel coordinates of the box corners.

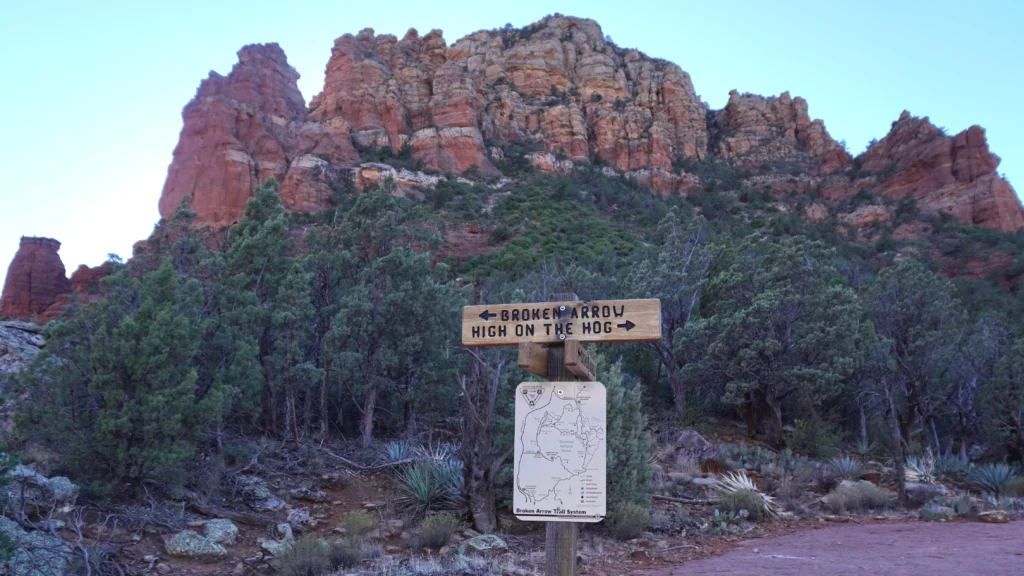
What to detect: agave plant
<box><xmin>905</xmin><ymin>455</ymin><xmax>935</xmax><ymax>484</ymax></box>
<box><xmin>714</xmin><ymin>471</ymin><xmax>779</xmax><ymax>520</ymax></box>
<box><xmin>969</xmin><ymin>463</ymin><xmax>1019</xmax><ymax>498</ymax></box>
<box><xmin>828</xmin><ymin>456</ymin><xmax>862</xmax><ymax>480</ymax></box>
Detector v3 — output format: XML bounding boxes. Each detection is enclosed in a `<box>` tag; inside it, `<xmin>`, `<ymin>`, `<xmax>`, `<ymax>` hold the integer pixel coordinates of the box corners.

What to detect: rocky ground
<box><xmin>2</xmin><ymin>415</ymin><xmax>1021</xmax><ymax>575</ymax></box>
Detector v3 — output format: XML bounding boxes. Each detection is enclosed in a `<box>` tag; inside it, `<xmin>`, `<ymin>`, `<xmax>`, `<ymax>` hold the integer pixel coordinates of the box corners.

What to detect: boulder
<box><xmin>235</xmin><ymin>474</ymin><xmax>284</xmax><ymax>511</ymax></box>
<box><xmin>0</xmin><ymin>516</ymin><xmax>73</xmax><ymax>576</ymax></box>
<box><xmin>202</xmin><ymin>519</ymin><xmax>239</xmax><ymax>545</ymax></box>
<box><xmin>289</xmin><ymin>485</ymin><xmax>330</xmax><ymax>503</ymax></box>
<box><xmin>457</xmin><ymin>534</ymin><xmax>509</xmax><ymax>557</ymax></box>
<box><xmin>164</xmin><ymin>530</ymin><xmax>227</xmax><ymax>561</ymax></box>
<box><xmin>977</xmin><ymin>510</ymin><xmax>1009</xmax><ymax>524</ymax></box>
<box><xmin>5</xmin><ymin>465</ymin><xmax>79</xmax><ymax>513</ymax></box>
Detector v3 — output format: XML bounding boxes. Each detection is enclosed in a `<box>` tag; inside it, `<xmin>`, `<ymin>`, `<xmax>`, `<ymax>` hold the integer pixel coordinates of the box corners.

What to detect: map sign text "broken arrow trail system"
<box><xmin>462</xmin><ymin>299</ymin><xmax>661</xmax><ymax>346</ymax></box>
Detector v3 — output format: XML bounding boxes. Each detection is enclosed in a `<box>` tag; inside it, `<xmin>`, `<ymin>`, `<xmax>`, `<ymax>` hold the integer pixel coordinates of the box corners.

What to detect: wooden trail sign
<box><xmin>462</xmin><ymin>298</ymin><xmax>661</xmax><ymax>347</ymax></box>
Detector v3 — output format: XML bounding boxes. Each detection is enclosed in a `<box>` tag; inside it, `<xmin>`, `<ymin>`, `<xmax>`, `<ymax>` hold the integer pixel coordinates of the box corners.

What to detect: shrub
<box><xmin>1003</xmin><ymin>477</ymin><xmax>1024</xmax><ymax>497</ymax></box>
<box><xmin>969</xmin><ymin>463</ymin><xmax>1019</xmax><ymax>497</ymax></box>
<box><xmin>591</xmin><ymin>92</ymin><xmax>603</xmax><ymax>102</ymax></box>
<box><xmin>609</xmin><ymin>502</ymin><xmax>649</xmax><ymax>539</ymax></box>
<box><xmin>339</xmin><ymin>511</ymin><xmax>376</xmax><ymax>539</ymax></box>
<box><xmin>602</xmin><ymin>358</ymin><xmax>652</xmax><ymax>512</ymax></box>
<box><xmin>715</xmin><ymin>472</ymin><xmax>778</xmax><ymax>522</ymax></box>
<box><xmin>721</xmin><ymin>489</ymin><xmax>770</xmax><ymax>523</ymax></box>
<box><xmin>823</xmin><ymin>482</ymin><xmax>893</xmax><ymax>514</ymax></box>
<box><xmin>277</xmin><ymin>536</ymin><xmax>379</xmax><ymax>576</ymax></box>
<box><xmin>416</xmin><ymin>514</ymin><xmax>460</xmax><ymax>549</ymax></box>
<box><xmin>827</xmin><ymin>456</ymin><xmax>862</xmax><ymax>480</ymax></box>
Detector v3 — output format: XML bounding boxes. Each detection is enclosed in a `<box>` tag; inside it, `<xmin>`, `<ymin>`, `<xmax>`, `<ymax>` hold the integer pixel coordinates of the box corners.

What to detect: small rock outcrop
<box><xmin>0</xmin><ymin>237</ymin><xmax>71</xmax><ymax>319</ymax></box>
<box><xmin>0</xmin><ymin>516</ymin><xmax>73</xmax><ymax>576</ymax></box>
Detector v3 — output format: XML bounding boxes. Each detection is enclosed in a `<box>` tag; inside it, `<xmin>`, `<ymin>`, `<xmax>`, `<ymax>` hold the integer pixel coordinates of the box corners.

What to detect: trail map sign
<box><xmin>514</xmin><ymin>381</ymin><xmax>607</xmax><ymax>522</ymax></box>
<box><xmin>462</xmin><ymin>298</ymin><xmax>661</xmax><ymax>346</ymax></box>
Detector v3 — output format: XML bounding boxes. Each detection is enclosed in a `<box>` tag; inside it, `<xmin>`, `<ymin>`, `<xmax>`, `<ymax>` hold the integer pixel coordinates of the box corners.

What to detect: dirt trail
<box><xmin>647</xmin><ymin>521</ymin><xmax>1024</xmax><ymax>575</ymax></box>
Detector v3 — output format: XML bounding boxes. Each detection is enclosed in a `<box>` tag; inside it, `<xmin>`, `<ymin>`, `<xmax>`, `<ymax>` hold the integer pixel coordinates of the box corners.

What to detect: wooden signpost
<box><xmin>463</xmin><ymin>295</ymin><xmax>661</xmax><ymax>576</ymax></box>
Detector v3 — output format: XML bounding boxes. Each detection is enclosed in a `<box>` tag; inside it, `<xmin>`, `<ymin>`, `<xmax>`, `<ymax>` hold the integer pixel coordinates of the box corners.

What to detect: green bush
<box><xmin>602</xmin><ymin>358</ymin><xmax>652</xmax><ymax>511</ymax></box>
<box><xmin>609</xmin><ymin>502</ymin><xmax>649</xmax><ymax>539</ymax></box>
<box><xmin>721</xmin><ymin>489</ymin><xmax>771</xmax><ymax>523</ymax></box>
<box><xmin>339</xmin><ymin>511</ymin><xmax>377</xmax><ymax>539</ymax></box>
<box><xmin>823</xmin><ymin>482</ymin><xmax>893</xmax><ymax>514</ymax></box>
<box><xmin>416</xmin><ymin>514</ymin><xmax>460</xmax><ymax>548</ymax></box>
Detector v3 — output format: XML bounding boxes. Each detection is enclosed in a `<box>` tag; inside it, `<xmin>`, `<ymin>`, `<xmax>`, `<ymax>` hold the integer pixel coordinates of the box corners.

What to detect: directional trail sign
<box><xmin>514</xmin><ymin>381</ymin><xmax>607</xmax><ymax>522</ymax></box>
<box><xmin>462</xmin><ymin>299</ymin><xmax>661</xmax><ymax>346</ymax></box>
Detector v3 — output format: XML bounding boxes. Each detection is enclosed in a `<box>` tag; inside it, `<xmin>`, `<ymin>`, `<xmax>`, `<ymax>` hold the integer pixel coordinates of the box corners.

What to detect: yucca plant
<box><xmin>934</xmin><ymin>454</ymin><xmax>972</xmax><ymax>478</ymax></box>
<box><xmin>384</xmin><ymin>441</ymin><xmax>412</xmax><ymax>463</ymax></box>
<box><xmin>969</xmin><ymin>463</ymin><xmax>1019</xmax><ymax>498</ymax></box>
<box><xmin>905</xmin><ymin>455</ymin><xmax>935</xmax><ymax>484</ymax></box>
<box><xmin>854</xmin><ymin>438</ymin><xmax>876</xmax><ymax>457</ymax></box>
<box><xmin>828</xmin><ymin>456</ymin><xmax>862</xmax><ymax>480</ymax></box>
<box><xmin>714</xmin><ymin>471</ymin><xmax>778</xmax><ymax>521</ymax></box>
<box><xmin>434</xmin><ymin>458</ymin><xmax>466</xmax><ymax>509</ymax></box>
<box><xmin>396</xmin><ymin>462</ymin><xmax>443</xmax><ymax>513</ymax></box>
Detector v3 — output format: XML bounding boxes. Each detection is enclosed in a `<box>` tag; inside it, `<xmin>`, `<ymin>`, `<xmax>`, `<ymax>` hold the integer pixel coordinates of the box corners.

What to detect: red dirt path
<box><xmin>647</xmin><ymin>521</ymin><xmax>1024</xmax><ymax>575</ymax></box>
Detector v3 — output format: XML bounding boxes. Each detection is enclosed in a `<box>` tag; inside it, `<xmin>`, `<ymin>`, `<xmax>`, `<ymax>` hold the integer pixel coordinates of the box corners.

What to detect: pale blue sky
<box><xmin>1</xmin><ymin>0</ymin><xmax>1021</xmax><ymax>275</ymax></box>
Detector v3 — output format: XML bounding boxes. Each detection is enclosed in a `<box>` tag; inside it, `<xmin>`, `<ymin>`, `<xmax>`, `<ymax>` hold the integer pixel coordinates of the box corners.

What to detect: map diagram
<box><xmin>513</xmin><ymin>381</ymin><xmax>606</xmax><ymax>522</ymax></box>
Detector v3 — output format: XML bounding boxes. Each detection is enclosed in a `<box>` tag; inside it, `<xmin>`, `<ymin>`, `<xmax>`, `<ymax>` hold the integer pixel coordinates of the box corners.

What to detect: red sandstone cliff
<box><xmin>156</xmin><ymin>15</ymin><xmax>1021</xmax><ymax>233</ymax></box>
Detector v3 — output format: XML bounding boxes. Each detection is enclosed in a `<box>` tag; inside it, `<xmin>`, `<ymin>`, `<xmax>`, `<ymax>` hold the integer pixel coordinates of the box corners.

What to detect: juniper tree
<box><xmin>692</xmin><ymin>236</ymin><xmax>862</xmax><ymax>447</ymax></box>
<box><xmin>16</xmin><ymin>263</ymin><xmax>224</xmax><ymax>491</ymax></box>
<box><xmin>329</xmin><ymin>190</ymin><xmax>461</xmax><ymax>447</ymax></box>
<box><xmin>982</xmin><ymin>338</ymin><xmax>1024</xmax><ymax>461</ymax></box>
<box><xmin>623</xmin><ymin>210</ymin><xmax>711</xmax><ymax>414</ymax></box>
<box><xmin>601</xmin><ymin>355</ymin><xmax>652</xmax><ymax>511</ymax></box>
<box><xmin>867</xmin><ymin>259</ymin><xmax>965</xmax><ymax>503</ymax></box>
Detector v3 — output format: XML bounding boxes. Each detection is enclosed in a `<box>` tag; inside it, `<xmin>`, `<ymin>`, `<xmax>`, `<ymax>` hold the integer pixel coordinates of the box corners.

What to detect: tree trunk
<box><xmin>360</xmin><ymin>384</ymin><xmax>377</xmax><ymax>448</ymax></box>
<box><xmin>858</xmin><ymin>400</ymin><xmax>868</xmax><ymax>449</ymax></box>
<box><xmin>666</xmin><ymin>364</ymin><xmax>686</xmax><ymax>415</ymax></box>
<box><xmin>743</xmin><ymin>393</ymin><xmax>758</xmax><ymax>439</ymax></box>
<box><xmin>320</xmin><ymin>356</ymin><xmax>331</xmax><ymax>438</ymax></box>
<box><xmin>285</xmin><ymin>373</ymin><xmax>299</xmax><ymax>442</ymax></box>
<box><xmin>763</xmin><ymin>394</ymin><xmax>785</xmax><ymax>449</ymax></box>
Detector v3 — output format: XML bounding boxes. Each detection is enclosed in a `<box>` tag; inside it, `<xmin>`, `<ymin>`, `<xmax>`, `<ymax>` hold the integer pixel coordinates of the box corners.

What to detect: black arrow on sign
<box><xmin>617</xmin><ymin>320</ymin><xmax>636</xmax><ymax>331</ymax></box>
<box><xmin>479</xmin><ymin>310</ymin><xmax>497</xmax><ymax>321</ymax></box>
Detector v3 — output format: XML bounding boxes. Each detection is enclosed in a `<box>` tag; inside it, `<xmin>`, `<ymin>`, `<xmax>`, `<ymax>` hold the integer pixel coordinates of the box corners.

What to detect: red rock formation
<box><xmin>39</xmin><ymin>262</ymin><xmax>114</xmax><ymax>323</ymax></box>
<box><xmin>160</xmin><ymin>43</ymin><xmax>359</xmax><ymax>227</ymax></box>
<box><xmin>712</xmin><ymin>90</ymin><xmax>851</xmax><ymax>174</ymax></box>
<box><xmin>157</xmin><ymin>17</ymin><xmax>1022</xmax><ymax>234</ymax></box>
<box><xmin>0</xmin><ymin>237</ymin><xmax>71</xmax><ymax>319</ymax></box>
<box><xmin>826</xmin><ymin>112</ymin><xmax>1023</xmax><ymax>232</ymax></box>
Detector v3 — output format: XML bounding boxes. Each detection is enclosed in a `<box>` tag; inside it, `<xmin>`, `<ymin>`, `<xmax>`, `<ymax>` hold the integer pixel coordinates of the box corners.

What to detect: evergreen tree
<box><xmin>329</xmin><ymin>190</ymin><xmax>461</xmax><ymax>447</ymax></box>
<box><xmin>601</xmin><ymin>355</ymin><xmax>652</xmax><ymax>512</ymax></box>
<box><xmin>17</xmin><ymin>263</ymin><xmax>222</xmax><ymax>491</ymax></box>
<box><xmin>982</xmin><ymin>338</ymin><xmax>1024</xmax><ymax>461</ymax></box>
<box><xmin>693</xmin><ymin>236</ymin><xmax>862</xmax><ymax>447</ymax></box>
<box><xmin>624</xmin><ymin>210</ymin><xmax>711</xmax><ymax>414</ymax></box>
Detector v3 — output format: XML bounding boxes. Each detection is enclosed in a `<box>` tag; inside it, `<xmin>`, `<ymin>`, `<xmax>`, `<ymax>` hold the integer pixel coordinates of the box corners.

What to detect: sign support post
<box><xmin>544</xmin><ymin>294</ymin><xmax>580</xmax><ymax>576</ymax></box>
